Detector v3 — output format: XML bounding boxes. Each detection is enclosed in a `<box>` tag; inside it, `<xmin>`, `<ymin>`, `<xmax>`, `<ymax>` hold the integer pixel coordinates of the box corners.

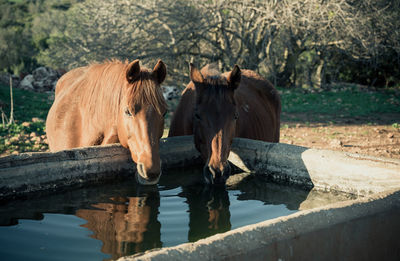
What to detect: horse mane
<box><xmin>195</xmin><ymin>65</ymin><xmax>279</xmax><ymax>108</ymax></box>
<box><xmin>126</xmin><ymin>69</ymin><xmax>167</xmax><ymax>115</ymax></box>
<box><xmin>200</xmin><ymin>63</ymin><xmax>220</xmax><ymax>76</ymax></box>
<box><xmin>67</xmin><ymin>60</ymin><xmax>166</xmax><ymax>128</ymax></box>
<box><xmin>196</xmin><ymin>64</ymin><xmax>233</xmax><ymax>104</ymax></box>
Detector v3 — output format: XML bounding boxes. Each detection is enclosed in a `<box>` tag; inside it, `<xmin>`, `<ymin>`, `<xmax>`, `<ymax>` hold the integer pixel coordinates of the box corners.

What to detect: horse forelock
<box><xmin>126</xmin><ymin>70</ymin><xmax>167</xmax><ymax>115</ymax></box>
<box><xmin>195</xmin><ymin>76</ymin><xmax>234</xmax><ymax>105</ymax></box>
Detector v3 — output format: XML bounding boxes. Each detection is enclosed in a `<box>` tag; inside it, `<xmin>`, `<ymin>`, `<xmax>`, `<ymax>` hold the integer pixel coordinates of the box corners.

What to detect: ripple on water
<box><xmin>0</xmin><ymin>214</ymin><xmax>110</xmax><ymax>261</ymax></box>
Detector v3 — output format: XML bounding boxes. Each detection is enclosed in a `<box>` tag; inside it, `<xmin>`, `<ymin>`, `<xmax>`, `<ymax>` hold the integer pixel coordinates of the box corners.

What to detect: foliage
<box><xmin>0</xmin><ymin>0</ymin><xmax>80</xmax><ymax>74</ymax></box>
<box><xmin>0</xmin><ymin>82</ymin><xmax>399</xmax><ymax>155</ymax></box>
<box><xmin>1</xmin><ymin>0</ymin><xmax>400</xmax><ymax>88</ymax></box>
<box><xmin>0</xmin><ymin>121</ymin><xmax>48</xmax><ymax>155</ymax></box>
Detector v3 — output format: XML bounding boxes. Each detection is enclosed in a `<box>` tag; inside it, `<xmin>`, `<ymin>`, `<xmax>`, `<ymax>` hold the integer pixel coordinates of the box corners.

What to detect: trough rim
<box><xmin>1</xmin><ymin>136</ymin><xmax>400</xmax><ymax>198</ymax></box>
<box><xmin>119</xmin><ymin>187</ymin><xmax>400</xmax><ymax>261</ymax></box>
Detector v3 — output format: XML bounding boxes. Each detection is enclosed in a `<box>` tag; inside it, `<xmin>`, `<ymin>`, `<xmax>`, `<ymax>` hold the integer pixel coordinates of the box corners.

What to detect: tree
<box><xmin>41</xmin><ymin>0</ymin><xmax>400</xmax><ymax>88</ymax></box>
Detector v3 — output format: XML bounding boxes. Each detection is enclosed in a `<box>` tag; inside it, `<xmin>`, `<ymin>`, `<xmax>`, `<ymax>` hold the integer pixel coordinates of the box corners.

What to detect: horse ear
<box><xmin>227</xmin><ymin>64</ymin><xmax>241</xmax><ymax>90</ymax></box>
<box><xmin>152</xmin><ymin>59</ymin><xmax>167</xmax><ymax>84</ymax></box>
<box><xmin>189</xmin><ymin>63</ymin><xmax>204</xmax><ymax>84</ymax></box>
<box><xmin>126</xmin><ymin>59</ymin><xmax>141</xmax><ymax>83</ymax></box>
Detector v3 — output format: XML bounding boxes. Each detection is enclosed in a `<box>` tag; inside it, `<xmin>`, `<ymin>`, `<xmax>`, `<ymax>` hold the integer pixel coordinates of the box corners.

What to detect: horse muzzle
<box><xmin>135</xmin><ymin>163</ymin><xmax>161</xmax><ymax>185</ymax></box>
<box><xmin>203</xmin><ymin>163</ymin><xmax>231</xmax><ymax>185</ymax></box>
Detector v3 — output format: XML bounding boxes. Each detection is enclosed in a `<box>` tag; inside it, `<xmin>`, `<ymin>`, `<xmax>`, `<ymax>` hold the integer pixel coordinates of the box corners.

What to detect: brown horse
<box><xmin>46</xmin><ymin>59</ymin><xmax>167</xmax><ymax>185</ymax></box>
<box><xmin>76</xmin><ymin>193</ymin><xmax>161</xmax><ymax>259</ymax></box>
<box><xmin>169</xmin><ymin>63</ymin><xmax>281</xmax><ymax>185</ymax></box>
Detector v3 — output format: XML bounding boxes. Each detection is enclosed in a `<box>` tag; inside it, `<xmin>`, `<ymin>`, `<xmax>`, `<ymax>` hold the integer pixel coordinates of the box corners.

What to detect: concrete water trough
<box><xmin>1</xmin><ymin>136</ymin><xmax>400</xmax><ymax>260</ymax></box>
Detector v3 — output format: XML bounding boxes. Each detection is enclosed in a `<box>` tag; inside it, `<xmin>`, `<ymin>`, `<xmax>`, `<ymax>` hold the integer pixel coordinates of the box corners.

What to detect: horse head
<box><xmin>118</xmin><ymin>60</ymin><xmax>167</xmax><ymax>185</ymax></box>
<box><xmin>190</xmin><ymin>63</ymin><xmax>241</xmax><ymax>185</ymax></box>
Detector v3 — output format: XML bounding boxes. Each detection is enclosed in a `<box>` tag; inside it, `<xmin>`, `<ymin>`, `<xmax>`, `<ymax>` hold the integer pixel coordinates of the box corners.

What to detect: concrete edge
<box><xmin>1</xmin><ymin>136</ymin><xmax>400</xmax><ymax>199</ymax></box>
<box><xmin>229</xmin><ymin>138</ymin><xmax>400</xmax><ymax>195</ymax></box>
<box><xmin>119</xmin><ymin>188</ymin><xmax>400</xmax><ymax>261</ymax></box>
<box><xmin>0</xmin><ymin>136</ymin><xmax>201</xmax><ymax>199</ymax></box>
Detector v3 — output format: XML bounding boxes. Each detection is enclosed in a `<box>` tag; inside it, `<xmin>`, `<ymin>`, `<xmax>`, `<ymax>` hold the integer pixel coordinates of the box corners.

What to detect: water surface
<box><xmin>0</xmin><ymin>169</ymin><xmax>354</xmax><ymax>260</ymax></box>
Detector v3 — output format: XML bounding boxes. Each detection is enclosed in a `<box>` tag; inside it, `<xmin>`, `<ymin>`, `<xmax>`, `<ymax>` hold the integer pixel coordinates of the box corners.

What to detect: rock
<box><xmin>22</xmin><ymin>122</ymin><xmax>31</xmax><ymax>127</ymax></box>
<box><xmin>17</xmin><ymin>67</ymin><xmax>64</xmax><ymax>92</ymax></box>
<box><xmin>161</xmin><ymin>85</ymin><xmax>180</xmax><ymax>100</ymax></box>
<box><xmin>31</xmin><ymin>67</ymin><xmax>60</xmax><ymax>92</ymax></box>
<box><xmin>9</xmin><ymin>136</ymin><xmax>19</xmax><ymax>144</ymax></box>
<box><xmin>18</xmin><ymin>75</ymin><xmax>34</xmax><ymax>90</ymax></box>
<box><xmin>31</xmin><ymin>117</ymin><xmax>44</xmax><ymax>123</ymax></box>
<box><xmin>15</xmin><ymin>67</ymin><xmax>61</xmax><ymax>93</ymax></box>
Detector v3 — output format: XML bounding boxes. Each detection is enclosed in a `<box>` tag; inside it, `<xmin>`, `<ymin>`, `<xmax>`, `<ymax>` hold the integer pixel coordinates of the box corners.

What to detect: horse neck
<box><xmin>81</xmin><ymin>64</ymin><xmax>125</xmax><ymax>127</ymax></box>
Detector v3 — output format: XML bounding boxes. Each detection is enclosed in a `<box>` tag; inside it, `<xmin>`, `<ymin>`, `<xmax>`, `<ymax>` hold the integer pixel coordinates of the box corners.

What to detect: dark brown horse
<box><xmin>46</xmin><ymin>59</ymin><xmax>167</xmax><ymax>185</ymax></box>
<box><xmin>169</xmin><ymin>63</ymin><xmax>281</xmax><ymax>185</ymax></box>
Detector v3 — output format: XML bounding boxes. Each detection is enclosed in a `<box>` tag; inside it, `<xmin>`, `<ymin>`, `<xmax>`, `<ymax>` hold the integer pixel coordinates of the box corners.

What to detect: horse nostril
<box><xmin>146</xmin><ymin>171</ymin><xmax>160</xmax><ymax>180</ymax></box>
<box><xmin>206</xmin><ymin>164</ymin><xmax>231</xmax><ymax>185</ymax></box>
<box><xmin>208</xmin><ymin>166</ymin><xmax>225</xmax><ymax>184</ymax></box>
<box><xmin>208</xmin><ymin>166</ymin><xmax>221</xmax><ymax>179</ymax></box>
<box><xmin>137</xmin><ymin>163</ymin><xmax>160</xmax><ymax>180</ymax></box>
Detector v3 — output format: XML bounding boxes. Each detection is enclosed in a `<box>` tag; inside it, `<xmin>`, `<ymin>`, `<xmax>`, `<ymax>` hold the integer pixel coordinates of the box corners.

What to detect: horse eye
<box><xmin>234</xmin><ymin>112</ymin><xmax>239</xmax><ymax>120</ymax></box>
<box><xmin>194</xmin><ymin>113</ymin><xmax>201</xmax><ymax>120</ymax></box>
<box><xmin>125</xmin><ymin>108</ymin><xmax>132</xmax><ymax>117</ymax></box>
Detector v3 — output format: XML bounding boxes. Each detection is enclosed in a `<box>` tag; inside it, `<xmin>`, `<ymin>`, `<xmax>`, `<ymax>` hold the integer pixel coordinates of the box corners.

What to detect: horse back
<box><xmin>54</xmin><ymin>67</ymin><xmax>86</xmax><ymax>96</ymax></box>
<box><xmin>46</xmin><ymin>63</ymin><xmax>123</xmax><ymax>151</ymax></box>
<box><xmin>169</xmin><ymin>68</ymin><xmax>281</xmax><ymax>142</ymax></box>
<box><xmin>233</xmin><ymin>70</ymin><xmax>281</xmax><ymax>142</ymax></box>
<box><xmin>168</xmin><ymin>82</ymin><xmax>196</xmax><ymax>136</ymax></box>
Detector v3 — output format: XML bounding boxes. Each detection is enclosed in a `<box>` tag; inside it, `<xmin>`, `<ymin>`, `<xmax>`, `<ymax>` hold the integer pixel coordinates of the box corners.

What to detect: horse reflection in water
<box><xmin>180</xmin><ymin>186</ymin><xmax>231</xmax><ymax>242</ymax></box>
<box><xmin>75</xmin><ymin>191</ymin><xmax>161</xmax><ymax>260</ymax></box>
<box><xmin>74</xmin><ymin>185</ymin><xmax>232</xmax><ymax>258</ymax></box>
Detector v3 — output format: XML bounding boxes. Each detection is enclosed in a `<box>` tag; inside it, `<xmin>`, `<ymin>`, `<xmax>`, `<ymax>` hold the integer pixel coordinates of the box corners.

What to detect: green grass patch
<box><xmin>0</xmin><ymin>84</ymin><xmax>399</xmax><ymax>155</ymax></box>
<box><xmin>0</xmin><ymin>83</ymin><xmax>53</xmax><ymax>123</ymax></box>
<box><xmin>0</xmin><ymin>121</ymin><xmax>48</xmax><ymax>155</ymax></box>
<box><xmin>279</xmin><ymin>88</ymin><xmax>400</xmax><ymax>117</ymax></box>
<box><xmin>0</xmin><ymin>83</ymin><xmax>51</xmax><ymax>155</ymax></box>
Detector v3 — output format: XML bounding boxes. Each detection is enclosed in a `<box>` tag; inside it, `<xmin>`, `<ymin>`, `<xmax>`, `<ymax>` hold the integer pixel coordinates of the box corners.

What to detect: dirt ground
<box><xmin>279</xmin><ymin>113</ymin><xmax>400</xmax><ymax>160</ymax></box>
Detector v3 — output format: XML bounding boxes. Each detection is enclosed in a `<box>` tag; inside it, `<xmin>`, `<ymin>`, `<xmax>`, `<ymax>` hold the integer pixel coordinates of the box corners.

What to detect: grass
<box><xmin>0</xmin><ymin>82</ymin><xmax>399</xmax><ymax>155</ymax></box>
<box><xmin>0</xmin><ymin>83</ymin><xmax>52</xmax><ymax>155</ymax></box>
<box><xmin>279</xmin><ymin>88</ymin><xmax>400</xmax><ymax>118</ymax></box>
<box><xmin>0</xmin><ymin>84</ymin><xmax>53</xmax><ymax>122</ymax></box>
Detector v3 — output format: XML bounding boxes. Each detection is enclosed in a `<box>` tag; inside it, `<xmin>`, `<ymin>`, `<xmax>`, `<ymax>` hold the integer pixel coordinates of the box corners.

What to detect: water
<box><xmin>0</xmin><ymin>169</ymin><xmax>354</xmax><ymax>260</ymax></box>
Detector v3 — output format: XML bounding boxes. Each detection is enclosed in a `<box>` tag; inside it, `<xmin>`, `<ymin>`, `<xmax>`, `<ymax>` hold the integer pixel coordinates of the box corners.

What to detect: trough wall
<box><xmin>1</xmin><ymin>136</ymin><xmax>400</xmax><ymax>260</ymax></box>
<box><xmin>122</xmin><ymin>189</ymin><xmax>400</xmax><ymax>261</ymax></box>
<box><xmin>1</xmin><ymin>136</ymin><xmax>399</xmax><ymax>199</ymax></box>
